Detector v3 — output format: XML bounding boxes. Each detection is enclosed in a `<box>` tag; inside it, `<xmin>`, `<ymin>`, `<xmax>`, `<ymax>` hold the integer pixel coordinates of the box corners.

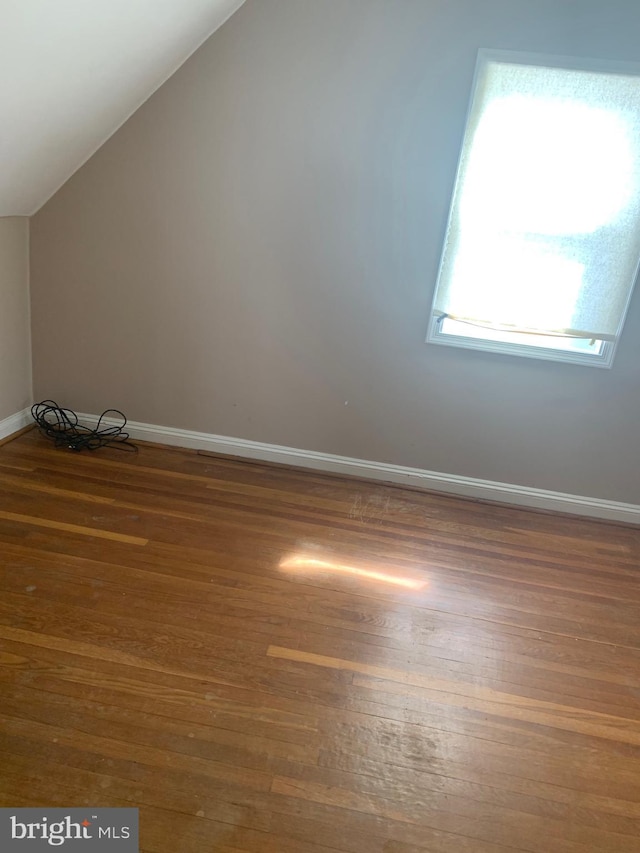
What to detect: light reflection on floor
<box><xmin>279</xmin><ymin>553</ymin><xmax>428</xmax><ymax>591</ymax></box>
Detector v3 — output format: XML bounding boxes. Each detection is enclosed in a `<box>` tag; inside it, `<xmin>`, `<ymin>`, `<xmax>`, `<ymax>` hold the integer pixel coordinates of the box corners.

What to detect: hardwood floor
<box><xmin>1</xmin><ymin>427</ymin><xmax>639</xmax><ymax>852</ymax></box>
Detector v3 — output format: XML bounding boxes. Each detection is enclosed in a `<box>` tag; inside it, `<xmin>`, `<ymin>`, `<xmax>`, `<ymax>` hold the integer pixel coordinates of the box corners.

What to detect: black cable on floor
<box><xmin>31</xmin><ymin>400</ymin><xmax>138</xmax><ymax>453</ymax></box>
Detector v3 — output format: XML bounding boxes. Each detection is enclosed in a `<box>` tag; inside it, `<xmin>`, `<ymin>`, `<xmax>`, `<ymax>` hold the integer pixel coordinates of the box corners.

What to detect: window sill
<box><xmin>426</xmin><ymin>318</ymin><xmax>615</xmax><ymax>368</ymax></box>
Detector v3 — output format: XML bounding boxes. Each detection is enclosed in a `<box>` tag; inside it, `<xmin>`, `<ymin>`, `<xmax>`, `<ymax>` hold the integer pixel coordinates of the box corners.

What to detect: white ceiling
<box><xmin>0</xmin><ymin>0</ymin><xmax>246</xmax><ymax>216</ymax></box>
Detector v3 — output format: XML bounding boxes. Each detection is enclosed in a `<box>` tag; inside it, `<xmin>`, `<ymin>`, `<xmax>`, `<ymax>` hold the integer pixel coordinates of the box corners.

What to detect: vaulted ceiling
<box><xmin>0</xmin><ymin>0</ymin><xmax>246</xmax><ymax>216</ymax></box>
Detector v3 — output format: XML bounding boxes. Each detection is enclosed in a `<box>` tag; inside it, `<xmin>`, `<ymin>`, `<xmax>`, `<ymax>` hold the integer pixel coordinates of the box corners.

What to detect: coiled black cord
<box><xmin>31</xmin><ymin>400</ymin><xmax>137</xmax><ymax>453</ymax></box>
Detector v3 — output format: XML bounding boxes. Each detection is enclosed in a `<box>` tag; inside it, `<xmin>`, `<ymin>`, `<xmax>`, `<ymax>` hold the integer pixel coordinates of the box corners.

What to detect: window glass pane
<box><xmin>430</xmin><ymin>52</ymin><xmax>640</xmax><ymax>357</ymax></box>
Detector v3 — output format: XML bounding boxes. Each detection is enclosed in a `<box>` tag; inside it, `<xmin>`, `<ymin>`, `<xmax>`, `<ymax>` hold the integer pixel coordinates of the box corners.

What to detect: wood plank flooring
<box><xmin>1</xmin><ymin>427</ymin><xmax>639</xmax><ymax>852</ymax></box>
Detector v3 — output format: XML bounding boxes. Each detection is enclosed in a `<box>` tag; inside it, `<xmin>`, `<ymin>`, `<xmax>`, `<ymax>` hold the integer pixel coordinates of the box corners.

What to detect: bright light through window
<box><xmin>464</xmin><ymin>97</ymin><xmax>632</xmax><ymax>235</ymax></box>
<box><xmin>427</xmin><ymin>51</ymin><xmax>640</xmax><ymax>367</ymax></box>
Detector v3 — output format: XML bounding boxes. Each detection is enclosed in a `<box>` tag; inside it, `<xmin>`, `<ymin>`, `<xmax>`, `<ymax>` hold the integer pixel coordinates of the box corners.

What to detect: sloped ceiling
<box><xmin>0</xmin><ymin>0</ymin><xmax>246</xmax><ymax>216</ymax></box>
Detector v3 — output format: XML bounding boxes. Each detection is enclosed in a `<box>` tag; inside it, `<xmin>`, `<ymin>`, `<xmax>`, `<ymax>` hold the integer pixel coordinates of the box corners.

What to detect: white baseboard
<box><xmin>76</xmin><ymin>412</ymin><xmax>640</xmax><ymax>525</ymax></box>
<box><xmin>0</xmin><ymin>407</ymin><xmax>32</xmax><ymax>442</ymax></box>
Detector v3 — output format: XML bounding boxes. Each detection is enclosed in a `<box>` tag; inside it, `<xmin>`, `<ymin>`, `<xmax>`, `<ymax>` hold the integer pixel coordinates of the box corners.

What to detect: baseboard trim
<box><xmin>0</xmin><ymin>408</ymin><xmax>32</xmax><ymax>444</ymax></box>
<box><xmin>78</xmin><ymin>413</ymin><xmax>640</xmax><ymax>525</ymax></box>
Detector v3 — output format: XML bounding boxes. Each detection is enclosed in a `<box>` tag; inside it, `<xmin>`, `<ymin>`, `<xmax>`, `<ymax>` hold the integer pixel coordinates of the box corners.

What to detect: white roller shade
<box><xmin>432</xmin><ymin>52</ymin><xmax>640</xmax><ymax>341</ymax></box>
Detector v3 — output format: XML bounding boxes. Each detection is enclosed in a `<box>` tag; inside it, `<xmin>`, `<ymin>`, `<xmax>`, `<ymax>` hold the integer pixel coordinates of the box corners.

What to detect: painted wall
<box><xmin>0</xmin><ymin>217</ymin><xmax>31</xmax><ymax>420</ymax></box>
<box><xmin>30</xmin><ymin>0</ymin><xmax>640</xmax><ymax>502</ymax></box>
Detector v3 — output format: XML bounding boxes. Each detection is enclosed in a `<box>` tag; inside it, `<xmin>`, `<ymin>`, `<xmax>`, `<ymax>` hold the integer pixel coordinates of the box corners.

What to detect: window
<box><xmin>426</xmin><ymin>50</ymin><xmax>640</xmax><ymax>367</ymax></box>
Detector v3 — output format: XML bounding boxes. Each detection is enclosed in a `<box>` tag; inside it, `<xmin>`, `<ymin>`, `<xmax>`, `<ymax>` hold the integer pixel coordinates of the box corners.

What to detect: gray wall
<box><xmin>0</xmin><ymin>217</ymin><xmax>31</xmax><ymax>420</ymax></box>
<box><xmin>30</xmin><ymin>0</ymin><xmax>640</xmax><ymax>503</ymax></box>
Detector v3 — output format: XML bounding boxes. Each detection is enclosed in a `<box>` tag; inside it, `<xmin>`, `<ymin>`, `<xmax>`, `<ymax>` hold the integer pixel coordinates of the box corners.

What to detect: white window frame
<box><xmin>426</xmin><ymin>49</ymin><xmax>640</xmax><ymax>369</ymax></box>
